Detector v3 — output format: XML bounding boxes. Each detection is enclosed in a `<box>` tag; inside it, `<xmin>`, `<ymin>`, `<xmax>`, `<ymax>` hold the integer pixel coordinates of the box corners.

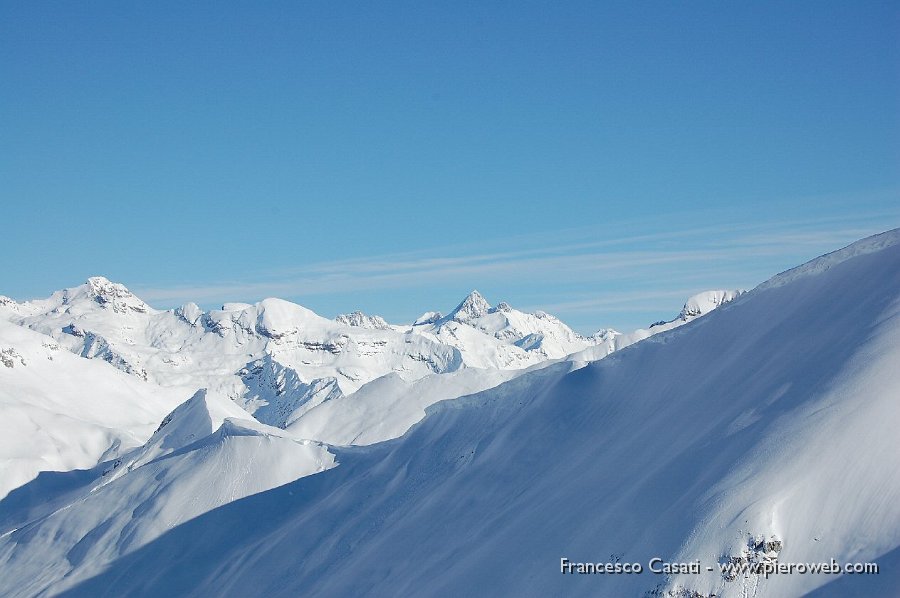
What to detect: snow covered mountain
<box><xmin>0</xmin><ymin>278</ymin><xmax>732</xmax><ymax>442</ymax></box>
<box><xmin>0</xmin><ymin>275</ymin><xmax>738</xmax><ymax>508</ymax></box>
<box><xmin>0</xmin><ymin>319</ymin><xmax>187</xmax><ymax>500</ymax></box>
<box><xmin>0</xmin><ymin>229</ymin><xmax>896</xmax><ymax>597</ymax></box>
<box><xmin>414</xmin><ymin>290</ymin><xmax>608</xmax><ymax>361</ymax></box>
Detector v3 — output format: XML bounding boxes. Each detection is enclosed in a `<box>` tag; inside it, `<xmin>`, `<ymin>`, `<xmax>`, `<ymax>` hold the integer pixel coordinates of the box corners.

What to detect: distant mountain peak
<box><xmin>494</xmin><ymin>301</ymin><xmax>512</xmax><ymax>313</ymax></box>
<box><xmin>86</xmin><ymin>275</ymin><xmax>114</xmax><ymax>286</ymax></box>
<box><xmin>450</xmin><ymin>290</ymin><xmax>491</xmax><ymax>323</ymax></box>
<box><xmin>67</xmin><ymin>276</ymin><xmax>152</xmax><ymax>314</ymax></box>
<box><xmin>85</xmin><ymin>276</ymin><xmax>131</xmax><ymax>299</ymax></box>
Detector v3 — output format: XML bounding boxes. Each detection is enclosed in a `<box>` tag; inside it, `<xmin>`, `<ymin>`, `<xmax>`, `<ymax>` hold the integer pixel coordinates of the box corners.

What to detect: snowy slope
<box><xmin>0</xmin><ymin>319</ymin><xmax>188</xmax><ymax>500</ymax></box>
<box><xmin>0</xmin><ymin>272</ymin><xmax>740</xmax><ymax>518</ymax></box>
<box><xmin>570</xmin><ymin>289</ymin><xmax>744</xmax><ymax>364</ymax></box>
<box><xmin>0</xmin><ymin>390</ymin><xmax>334</xmax><ymax>597</ymax></box>
<box><xmin>6</xmin><ymin>229</ymin><xmax>894</xmax><ymax>597</ymax></box>
<box><xmin>286</xmin><ymin>363</ymin><xmax>570</xmax><ymax>446</ymax></box>
<box><xmin>285</xmin><ymin>290</ymin><xmax>743</xmax><ymax>448</ymax></box>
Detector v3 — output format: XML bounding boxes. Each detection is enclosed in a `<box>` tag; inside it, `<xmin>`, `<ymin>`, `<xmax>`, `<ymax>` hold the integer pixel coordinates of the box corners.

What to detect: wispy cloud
<box><xmin>119</xmin><ymin>201</ymin><xmax>900</xmax><ymax>334</ymax></box>
<box><xmin>133</xmin><ymin>216</ymin><xmax>897</xmax><ymax>307</ymax></box>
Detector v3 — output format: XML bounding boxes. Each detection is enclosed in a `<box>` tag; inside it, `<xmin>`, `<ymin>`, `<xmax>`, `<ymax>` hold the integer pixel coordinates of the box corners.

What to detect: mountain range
<box><xmin>0</xmin><ymin>278</ymin><xmax>733</xmax><ymax>500</ymax></box>
<box><xmin>1</xmin><ymin>230</ymin><xmax>898</xmax><ymax>596</ymax></box>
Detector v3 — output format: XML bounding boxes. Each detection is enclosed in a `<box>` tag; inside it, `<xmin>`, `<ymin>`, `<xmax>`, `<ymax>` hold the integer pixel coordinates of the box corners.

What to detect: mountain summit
<box><xmin>449</xmin><ymin>290</ymin><xmax>492</xmax><ymax>323</ymax></box>
<box><xmin>58</xmin><ymin>276</ymin><xmax>153</xmax><ymax>315</ymax></box>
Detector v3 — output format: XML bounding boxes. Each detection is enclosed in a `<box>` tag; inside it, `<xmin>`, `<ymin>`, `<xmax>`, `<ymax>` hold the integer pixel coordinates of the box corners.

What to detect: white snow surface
<box><xmin>0</xmin><ymin>230</ymin><xmax>896</xmax><ymax>596</ymax></box>
<box><xmin>0</xmin><ymin>388</ymin><xmax>334</xmax><ymax>596</ymax></box>
<box><xmin>678</xmin><ymin>289</ymin><xmax>744</xmax><ymax>319</ymax></box>
<box><xmin>0</xmin><ymin>274</ymin><xmax>729</xmax><ymax>452</ymax></box>
<box><xmin>0</xmin><ymin>319</ymin><xmax>187</xmax><ymax>500</ymax></box>
<box><xmin>1</xmin><ymin>281</ymin><xmax>613</xmax><ymax>432</ymax></box>
<box><xmin>333</xmin><ymin>310</ymin><xmax>392</xmax><ymax>330</ymax></box>
<box><xmin>0</xmin><ymin>267</ymin><xmax>736</xmax><ymax>523</ymax></box>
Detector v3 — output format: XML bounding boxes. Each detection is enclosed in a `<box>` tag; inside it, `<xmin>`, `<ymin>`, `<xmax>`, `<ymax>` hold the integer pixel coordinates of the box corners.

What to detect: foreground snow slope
<box><xmin>285</xmin><ymin>362</ymin><xmax>574</xmax><ymax>446</ymax></box>
<box><xmin>6</xmin><ymin>229</ymin><xmax>894</xmax><ymax>597</ymax></box>
<box><xmin>0</xmin><ymin>390</ymin><xmax>334</xmax><ymax>597</ymax></box>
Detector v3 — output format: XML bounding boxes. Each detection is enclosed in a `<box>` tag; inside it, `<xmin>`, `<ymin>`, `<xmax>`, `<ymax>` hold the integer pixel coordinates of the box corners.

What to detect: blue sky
<box><xmin>3</xmin><ymin>1</ymin><xmax>898</xmax><ymax>332</ymax></box>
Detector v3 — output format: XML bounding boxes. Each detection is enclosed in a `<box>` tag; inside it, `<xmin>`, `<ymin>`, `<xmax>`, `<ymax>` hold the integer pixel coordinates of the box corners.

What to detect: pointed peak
<box><xmin>86</xmin><ymin>275</ymin><xmax>113</xmax><ymax>286</ymax></box>
<box><xmin>132</xmin><ymin>388</ymin><xmax>254</xmax><ymax>470</ymax></box>
<box><xmin>151</xmin><ymin>389</ymin><xmax>209</xmax><ymax>437</ymax></box>
<box><xmin>450</xmin><ymin>290</ymin><xmax>491</xmax><ymax>323</ymax></box>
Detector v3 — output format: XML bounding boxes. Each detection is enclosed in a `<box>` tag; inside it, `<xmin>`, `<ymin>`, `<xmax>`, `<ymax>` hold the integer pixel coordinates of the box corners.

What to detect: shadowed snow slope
<box><xmin>0</xmin><ymin>391</ymin><xmax>334</xmax><ymax>597</ymax></box>
<box><xmin>0</xmin><ymin>229</ymin><xmax>889</xmax><ymax>597</ymax></box>
<box><xmin>285</xmin><ymin>364</ymin><xmax>569</xmax><ymax>446</ymax></box>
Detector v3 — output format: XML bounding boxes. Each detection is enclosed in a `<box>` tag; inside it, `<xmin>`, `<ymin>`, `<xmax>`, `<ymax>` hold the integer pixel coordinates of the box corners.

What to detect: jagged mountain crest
<box><xmin>66</xmin><ymin>276</ymin><xmax>152</xmax><ymax>314</ymax></box>
<box><xmin>448</xmin><ymin>290</ymin><xmax>492</xmax><ymax>323</ymax></box>
<box><xmin>1</xmin><ymin>274</ymin><xmax>744</xmax><ymax>448</ymax></box>
<box><xmin>334</xmin><ymin>311</ymin><xmax>391</xmax><ymax>330</ymax></box>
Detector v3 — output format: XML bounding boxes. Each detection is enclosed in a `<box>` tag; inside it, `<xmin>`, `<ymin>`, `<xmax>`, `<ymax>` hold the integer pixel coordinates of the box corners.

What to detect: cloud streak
<box><xmin>133</xmin><ymin>219</ymin><xmax>895</xmax><ymax>308</ymax></box>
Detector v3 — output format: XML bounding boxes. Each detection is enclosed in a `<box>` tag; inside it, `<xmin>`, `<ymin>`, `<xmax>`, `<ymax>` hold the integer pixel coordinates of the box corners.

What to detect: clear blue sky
<box><xmin>3</xmin><ymin>1</ymin><xmax>898</xmax><ymax>332</ymax></box>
